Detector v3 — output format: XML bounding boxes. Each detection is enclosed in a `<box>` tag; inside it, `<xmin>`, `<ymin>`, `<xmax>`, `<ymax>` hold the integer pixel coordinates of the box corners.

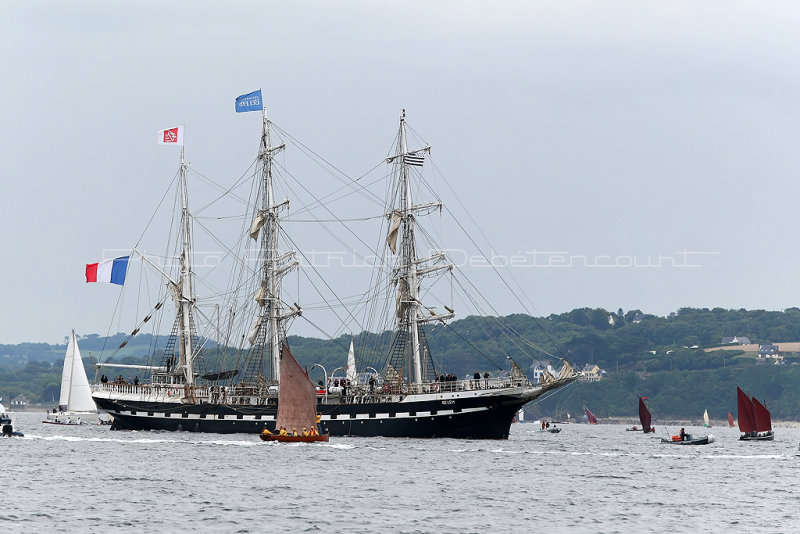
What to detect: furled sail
<box><xmin>386</xmin><ymin>211</ymin><xmax>402</xmax><ymax>254</ymax></box>
<box><xmin>556</xmin><ymin>361</ymin><xmax>574</xmax><ymax>380</ymax></box>
<box><xmin>638</xmin><ymin>397</ymin><xmax>651</xmax><ymax>431</ymax></box>
<box><xmin>736</xmin><ymin>386</ymin><xmax>756</xmax><ymax>433</ymax></box>
<box><xmin>752</xmin><ymin>397</ymin><xmax>772</xmax><ymax>433</ymax></box>
<box><xmin>274</xmin><ymin>343</ymin><xmax>318</xmax><ymax>434</ymax></box>
<box><xmin>540</xmin><ymin>369</ymin><xmax>555</xmax><ymax>384</ymax></box>
<box><xmin>509</xmin><ymin>358</ymin><xmax>525</xmax><ymax>381</ymax></box>
<box><xmin>255</xmin><ymin>283</ymin><xmax>268</xmax><ymax>306</ymax></box>
<box><xmin>247</xmin><ymin>318</ymin><xmax>262</xmax><ymax>345</ymax></box>
<box><xmin>249</xmin><ymin>212</ymin><xmax>265</xmax><ymax>240</ymax></box>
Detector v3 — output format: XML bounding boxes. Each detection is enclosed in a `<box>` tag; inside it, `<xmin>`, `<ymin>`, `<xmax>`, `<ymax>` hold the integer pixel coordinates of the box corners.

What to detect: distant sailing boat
<box><xmin>703</xmin><ymin>409</ymin><xmax>711</xmax><ymax>428</ymax></box>
<box><xmin>261</xmin><ymin>343</ymin><xmax>328</xmax><ymax>442</ymax></box>
<box><xmin>584</xmin><ymin>405</ymin><xmax>598</xmax><ymax>424</ymax></box>
<box><xmin>44</xmin><ymin>331</ymin><xmax>98</xmax><ymax>425</ymax></box>
<box><xmin>345</xmin><ymin>337</ymin><xmax>357</xmax><ymax>386</ymax></box>
<box><xmin>728</xmin><ymin>412</ymin><xmax>734</xmax><ymax>427</ymax></box>
<box><xmin>737</xmin><ymin>386</ymin><xmax>774</xmax><ymax>441</ymax></box>
<box><xmin>627</xmin><ymin>396</ymin><xmax>654</xmax><ymax>432</ymax></box>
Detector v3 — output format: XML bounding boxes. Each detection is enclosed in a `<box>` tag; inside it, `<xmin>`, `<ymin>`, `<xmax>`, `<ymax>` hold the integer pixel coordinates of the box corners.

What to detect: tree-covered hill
<box><xmin>2</xmin><ymin>306</ymin><xmax>799</xmax><ymax>418</ymax></box>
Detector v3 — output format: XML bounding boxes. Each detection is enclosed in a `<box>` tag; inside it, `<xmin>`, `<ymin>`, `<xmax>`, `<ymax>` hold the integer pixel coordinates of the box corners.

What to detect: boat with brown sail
<box><xmin>583</xmin><ymin>405</ymin><xmax>598</xmax><ymax>424</ymax></box>
<box><xmin>737</xmin><ymin>386</ymin><xmax>774</xmax><ymax>441</ymax></box>
<box><xmin>626</xmin><ymin>396</ymin><xmax>654</xmax><ymax>432</ymax></box>
<box><xmin>260</xmin><ymin>343</ymin><xmax>328</xmax><ymax>443</ymax></box>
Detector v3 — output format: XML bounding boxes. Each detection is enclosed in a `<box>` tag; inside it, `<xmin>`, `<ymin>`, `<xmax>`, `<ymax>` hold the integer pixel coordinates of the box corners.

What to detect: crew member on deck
<box><xmin>680</xmin><ymin>427</ymin><xmax>686</xmax><ymax>441</ymax></box>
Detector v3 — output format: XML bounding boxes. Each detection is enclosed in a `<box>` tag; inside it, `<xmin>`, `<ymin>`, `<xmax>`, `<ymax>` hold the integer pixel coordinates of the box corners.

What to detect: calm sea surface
<box><xmin>3</xmin><ymin>412</ymin><xmax>800</xmax><ymax>533</ymax></box>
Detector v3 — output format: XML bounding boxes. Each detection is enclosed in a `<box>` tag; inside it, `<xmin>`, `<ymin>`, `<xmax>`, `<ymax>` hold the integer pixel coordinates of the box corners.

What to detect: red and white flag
<box><xmin>157</xmin><ymin>125</ymin><xmax>184</xmax><ymax>146</ymax></box>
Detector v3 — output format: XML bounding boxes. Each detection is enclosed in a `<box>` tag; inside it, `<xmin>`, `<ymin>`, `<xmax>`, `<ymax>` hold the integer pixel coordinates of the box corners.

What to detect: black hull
<box><xmin>739</xmin><ymin>431</ymin><xmax>774</xmax><ymax>441</ymax></box>
<box><xmin>93</xmin><ymin>390</ymin><xmax>539</xmax><ymax>439</ymax></box>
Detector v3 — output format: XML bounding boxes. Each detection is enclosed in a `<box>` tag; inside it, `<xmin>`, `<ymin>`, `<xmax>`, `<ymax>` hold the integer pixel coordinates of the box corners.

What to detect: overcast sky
<box><xmin>2</xmin><ymin>1</ymin><xmax>800</xmax><ymax>344</ymax></box>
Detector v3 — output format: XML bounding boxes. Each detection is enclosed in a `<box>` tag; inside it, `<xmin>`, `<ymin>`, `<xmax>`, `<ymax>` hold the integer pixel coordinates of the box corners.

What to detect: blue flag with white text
<box><xmin>235</xmin><ymin>90</ymin><xmax>262</xmax><ymax>113</ymax></box>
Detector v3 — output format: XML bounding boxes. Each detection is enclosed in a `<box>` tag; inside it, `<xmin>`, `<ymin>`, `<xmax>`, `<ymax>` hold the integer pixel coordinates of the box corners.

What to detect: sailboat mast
<box><xmin>255</xmin><ymin>109</ymin><xmax>300</xmax><ymax>381</ymax></box>
<box><xmin>177</xmin><ymin>146</ymin><xmax>195</xmax><ymax>385</ymax></box>
<box><xmin>262</xmin><ymin>110</ymin><xmax>281</xmax><ymax>379</ymax></box>
<box><xmin>398</xmin><ymin>111</ymin><xmax>424</xmax><ymax>384</ymax></box>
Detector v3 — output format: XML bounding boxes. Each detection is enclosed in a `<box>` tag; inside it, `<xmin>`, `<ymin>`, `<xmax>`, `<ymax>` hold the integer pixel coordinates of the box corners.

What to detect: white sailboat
<box><xmin>346</xmin><ymin>338</ymin><xmax>357</xmax><ymax>385</ymax></box>
<box><xmin>44</xmin><ymin>331</ymin><xmax>99</xmax><ymax>425</ymax></box>
<box><xmin>703</xmin><ymin>409</ymin><xmax>711</xmax><ymax>428</ymax></box>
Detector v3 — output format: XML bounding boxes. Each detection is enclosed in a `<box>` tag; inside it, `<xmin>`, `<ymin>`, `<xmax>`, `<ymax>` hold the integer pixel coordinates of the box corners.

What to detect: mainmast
<box><xmin>250</xmin><ymin>109</ymin><xmax>299</xmax><ymax>381</ymax></box>
<box><xmin>176</xmin><ymin>147</ymin><xmax>195</xmax><ymax>385</ymax></box>
<box><xmin>388</xmin><ymin>110</ymin><xmax>453</xmax><ymax>385</ymax></box>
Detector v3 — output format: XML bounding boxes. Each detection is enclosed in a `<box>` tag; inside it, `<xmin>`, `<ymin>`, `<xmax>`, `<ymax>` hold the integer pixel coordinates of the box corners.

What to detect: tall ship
<box><xmin>91</xmin><ymin>101</ymin><xmax>578</xmax><ymax>438</ymax></box>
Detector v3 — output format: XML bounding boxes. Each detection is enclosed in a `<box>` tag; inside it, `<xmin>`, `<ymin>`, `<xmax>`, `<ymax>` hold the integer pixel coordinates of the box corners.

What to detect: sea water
<box><xmin>3</xmin><ymin>412</ymin><xmax>800</xmax><ymax>533</ymax></box>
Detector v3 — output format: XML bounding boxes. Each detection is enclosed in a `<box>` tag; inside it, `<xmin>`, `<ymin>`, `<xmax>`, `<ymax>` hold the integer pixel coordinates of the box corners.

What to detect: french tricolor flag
<box><xmin>86</xmin><ymin>256</ymin><xmax>130</xmax><ymax>285</ymax></box>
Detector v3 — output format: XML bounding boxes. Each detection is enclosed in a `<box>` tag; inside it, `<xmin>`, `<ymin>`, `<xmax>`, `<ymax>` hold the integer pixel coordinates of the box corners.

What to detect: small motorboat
<box><xmin>2</xmin><ymin>423</ymin><xmax>24</xmax><ymax>438</ymax></box>
<box><xmin>546</xmin><ymin>427</ymin><xmax>562</xmax><ymax>434</ymax></box>
<box><xmin>661</xmin><ymin>433</ymin><xmax>715</xmax><ymax>445</ymax></box>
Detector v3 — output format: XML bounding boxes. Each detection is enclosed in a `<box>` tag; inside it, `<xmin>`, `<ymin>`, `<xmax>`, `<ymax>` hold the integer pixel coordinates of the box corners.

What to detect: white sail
<box><xmin>60</xmin><ymin>332</ymin><xmax>97</xmax><ymax>412</ymax></box>
<box><xmin>58</xmin><ymin>337</ymin><xmax>75</xmax><ymax>407</ymax></box>
<box><xmin>346</xmin><ymin>338</ymin><xmax>357</xmax><ymax>384</ymax></box>
<box><xmin>703</xmin><ymin>409</ymin><xmax>710</xmax><ymax>427</ymax></box>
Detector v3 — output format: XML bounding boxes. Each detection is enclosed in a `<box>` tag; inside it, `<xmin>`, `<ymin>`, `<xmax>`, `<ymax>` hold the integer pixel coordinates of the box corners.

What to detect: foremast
<box><xmin>248</xmin><ymin>109</ymin><xmax>300</xmax><ymax>382</ymax></box>
<box><xmin>387</xmin><ymin>110</ymin><xmax>453</xmax><ymax>386</ymax></box>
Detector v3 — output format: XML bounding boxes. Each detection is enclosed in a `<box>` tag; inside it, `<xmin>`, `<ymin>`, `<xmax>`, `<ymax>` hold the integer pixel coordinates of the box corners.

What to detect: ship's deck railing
<box><xmin>324</xmin><ymin>375</ymin><xmax>531</xmax><ymax>397</ymax></box>
<box><xmin>92</xmin><ymin>374</ymin><xmax>534</xmax><ymax>404</ymax></box>
<box><xmin>92</xmin><ymin>382</ymin><xmax>214</xmax><ymax>399</ymax></box>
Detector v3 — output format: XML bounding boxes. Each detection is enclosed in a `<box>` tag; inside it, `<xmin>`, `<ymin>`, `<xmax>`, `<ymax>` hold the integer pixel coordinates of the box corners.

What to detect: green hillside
<box><xmin>2</xmin><ymin>307</ymin><xmax>799</xmax><ymax>418</ymax></box>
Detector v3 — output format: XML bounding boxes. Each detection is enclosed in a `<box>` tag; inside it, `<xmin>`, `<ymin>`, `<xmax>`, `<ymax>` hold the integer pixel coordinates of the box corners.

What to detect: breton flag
<box><xmin>157</xmin><ymin>125</ymin><xmax>184</xmax><ymax>146</ymax></box>
<box><xmin>235</xmin><ymin>89</ymin><xmax>263</xmax><ymax>113</ymax></box>
<box><xmin>404</xmin><ymin>152</ymin><xmax>424</xmax><ymax>167</ymax></box>
<box><xmin>86</xmin><ymin>256</ymin><xmax>130</xmax><ymax>285</ymax></box>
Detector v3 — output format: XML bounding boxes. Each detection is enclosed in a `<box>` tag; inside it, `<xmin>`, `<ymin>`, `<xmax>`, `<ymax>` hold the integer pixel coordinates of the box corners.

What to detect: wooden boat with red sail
<box><xmin>727</xmin><ymin>412</ymin><xmax>734</xmax><ymax>428</ymax></box>
<box><xmin>583</xmin><ymin>405</ymin><xmax>598</xmax><ymax>424</ymax></box>
<box><xmin>627</xmin><ymin>397</ymin><xmax>655</xmax><ymax>432</ymax></box>
<box><xmin>737</xmin><ymin>386</ymin><xmax>773</xmax><ymax>441</ymax></box>
<box><xmin>260</xmin><ymin>343</ymin><xmax>329</xmax><ymax>443</ymax></box>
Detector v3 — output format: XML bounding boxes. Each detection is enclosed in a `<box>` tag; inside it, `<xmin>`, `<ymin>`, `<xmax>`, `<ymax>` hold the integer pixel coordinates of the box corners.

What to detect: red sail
<box><xmin>727</xmin><ymin>412</ymin><xmax>734</xmax><ymax>428</ymax></box>
<box><xmin>275</xmin><ymin>343</ymin><xmax>319</xmax><ymax>435</ymax></box>
<box><xmin>638</xmin><ymin>397</ymin><xmax>651</xmax><ymax>431</ymax></box>
<box><xmin>585</xmin><ymin>407</ymin><xmax>598</xmax><ymax>424</ymax></box>
<box><xmin>736</xmin><ymin>387</ymin><xmax>756</xmax><ymax>433</ymax></box>
<box><xmin>752</xmin><ymin>397</ymin><xmax>772</xmax><ymax>433</ymax></box>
